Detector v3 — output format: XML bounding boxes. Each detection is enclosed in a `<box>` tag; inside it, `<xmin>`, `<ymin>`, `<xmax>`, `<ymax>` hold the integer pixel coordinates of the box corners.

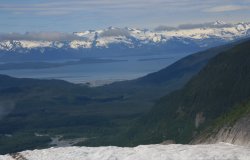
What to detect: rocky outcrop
<box><xmin>191</xmin><ymin>115</ymin><xmax>250</xmax><ymax>146</ymax></box>
<box><xmin>195</xmin><ymin>112</ymin><xmax>206</xmax><ymax>128</ymax></box>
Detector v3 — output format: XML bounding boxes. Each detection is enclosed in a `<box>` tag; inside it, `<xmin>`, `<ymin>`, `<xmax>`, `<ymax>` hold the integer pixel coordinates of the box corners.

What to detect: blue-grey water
<box><xmin>0</xmin><ymin>53</ymin><xmax>188</xmax><ymax>86</ymax></box>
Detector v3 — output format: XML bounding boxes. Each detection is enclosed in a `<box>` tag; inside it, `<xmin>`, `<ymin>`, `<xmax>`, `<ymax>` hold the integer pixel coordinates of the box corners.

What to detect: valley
<box><xmin>0</xmin><ymin>39</ymin><xmax>242</xmax><ymax>154</ymax></box>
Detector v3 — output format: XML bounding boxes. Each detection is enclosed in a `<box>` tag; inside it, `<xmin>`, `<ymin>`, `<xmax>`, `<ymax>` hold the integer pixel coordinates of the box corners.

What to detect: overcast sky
<box><xmin>0</xmin><ymin>0</ymin><xmax>250</xmax><ymax>33</ymax></box>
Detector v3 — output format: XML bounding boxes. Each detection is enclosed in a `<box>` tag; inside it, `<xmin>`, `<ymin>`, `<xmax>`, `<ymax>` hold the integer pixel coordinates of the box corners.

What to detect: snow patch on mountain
<box><xmin>52</xmin><ymin>41</ymin><xmax>64</xmax><ymax>48</ymax></box>
<box><xmin>0</xmin><ymin>41</ymin><xmax>14</xmax><ymax>51</ymax></box>
<box><xmin>0</xmin><ymin>143</ymin><xmax>249</xmax><ymax>160</ymax></box>
<box><xmin>96</xmin><ymin>36</ymin><xmax>134</xmax><ymax>48</ymax></box>
<box><xmin>0</xmin><ymin>40</ymin><xmax>65</xmax><ymax>51</ymax></box>
<box><xmin>17</xmin><ymin>41</ymin><xmax>52</xmax><ymax>49</ymax></box>
<box><xmin>157</xmin><ymin>23</ymin><xmax>250</xmax><ymax>40</ymax></box>
<box><xmin>69</xmin><ymin>40</ymin><xmax>92</xmax><ymax>49</ymax></box>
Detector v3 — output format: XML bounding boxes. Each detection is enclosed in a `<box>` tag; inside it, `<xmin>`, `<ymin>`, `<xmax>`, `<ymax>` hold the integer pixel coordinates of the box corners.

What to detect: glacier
<box><xmin>0</xmin><ymin>143</ymin><xmax>249</xmax><ymax>160</ymax></box>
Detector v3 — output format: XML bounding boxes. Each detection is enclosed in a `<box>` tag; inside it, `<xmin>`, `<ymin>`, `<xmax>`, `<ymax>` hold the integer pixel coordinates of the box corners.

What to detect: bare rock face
<box><xmin>192</xmin><ymin>115</ymin><xmax>250</xmax><ymax>146</ymax></box>
<box><xmin>195</xmin><ymin>112</ymin><xmax>206</xmax><ymax>128</ymax></box>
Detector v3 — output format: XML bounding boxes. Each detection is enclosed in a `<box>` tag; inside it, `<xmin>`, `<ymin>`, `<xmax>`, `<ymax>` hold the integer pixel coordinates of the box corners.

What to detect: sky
<box><xmin>0</xmin><ymin>0</ymin><xmax>250</xmax><ymax>33</ymax></box>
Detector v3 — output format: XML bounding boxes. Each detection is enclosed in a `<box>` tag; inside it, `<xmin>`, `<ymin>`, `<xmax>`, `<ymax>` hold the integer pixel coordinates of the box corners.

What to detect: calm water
<box><xmin>0</xmin><ymin>53</ymin><xmax>188</xmax><ymax>85</ymax></box>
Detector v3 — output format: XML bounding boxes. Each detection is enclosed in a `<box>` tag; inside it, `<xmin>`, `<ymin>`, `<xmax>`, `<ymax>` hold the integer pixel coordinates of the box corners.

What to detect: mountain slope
<box><xmin>0</xmin><ymin>74</ymin><xmax>74</xmax><ymax>90</ymax></box>
<box><xmin>191</xmin><ymin>100</ymin><xmax>250</xmax><ymax>146</ymax></box>
<box><xmin>123</xmin><ymin>39</ymin><xmax>250</xmax><ymax>146</ymax></box>
<box><xmin>90</xmin><ymin>42</ymin><xmax>236</xmax><ymax>115</ymax></box>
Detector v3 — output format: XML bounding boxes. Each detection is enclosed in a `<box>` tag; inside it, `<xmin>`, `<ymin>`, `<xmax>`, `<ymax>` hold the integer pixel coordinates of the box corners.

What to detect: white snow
<box><xmin>0</xmin><ymin>143</ymin><xmax>249</xmax><ymax>160</ymax></box>
<box><xmin>17</xmin><ymin>40</ymin><xmax>52</xmax><ymax>49</ymax></box>
<box><xmin>214</xmin><ymin>20</ymin><xmax>226</xmax><ymax>25</ymax></box>
<box><xmin>158</xmin><ymin>25</ymin><xmax>249</xmax><ymax>40</ymax></box>
<box><xmin>73</xmin><ymin>31</ymin><xmax>97</xmax><ymax>41</ymax></box>
<box><xmin>0</xmin><ymin>41</ymin><xmax>13</xmax><ymax>51</ymax></box>
<box><xmin>69</xmin><ymin>40</ymin><xmax>92</xmax><ymax>49</ymax></box>
<box><xmin>53</xmin><ymin>41</ymin><xmax>64</xmax><ymax>48</ymax></box>
<box><xmin>96</xmin><ymin>36</ymin><xmax>133</xmax><ymax>48</ymax></box>
<box><xmin>0</xmin><ymin>40</ymin><xmax>53</xmax><ymax>50</ymax></box>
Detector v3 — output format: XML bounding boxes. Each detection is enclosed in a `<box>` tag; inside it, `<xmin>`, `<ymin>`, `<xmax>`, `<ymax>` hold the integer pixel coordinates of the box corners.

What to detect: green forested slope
<box><xmin>124</xmin><ymin>39</ymin><xmax>250</xmax><ymax>146</ymax></box>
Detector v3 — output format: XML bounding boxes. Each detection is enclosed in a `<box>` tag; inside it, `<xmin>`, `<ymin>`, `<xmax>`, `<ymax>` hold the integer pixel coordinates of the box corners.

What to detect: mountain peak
<box><xmin>214</xmin><ymin>20</ymin><xmax>226</xmax><ymax>25</ymax></box>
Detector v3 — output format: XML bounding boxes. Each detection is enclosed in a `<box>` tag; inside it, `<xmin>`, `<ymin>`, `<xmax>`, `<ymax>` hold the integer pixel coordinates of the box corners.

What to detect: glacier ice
<box><xmin>0</xmin><ymin>143</ymin><xmax>249</xmax><ymax>160</ymax></box>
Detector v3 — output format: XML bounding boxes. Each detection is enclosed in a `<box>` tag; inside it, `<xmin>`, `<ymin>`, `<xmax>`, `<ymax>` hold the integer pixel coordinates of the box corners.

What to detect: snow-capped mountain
<box><xmin>73</xmin><ymin>21</ymin><xmax>250</xmax><ymax>48</ymax></box>
<box><xmin>0</xmin><ymin>21</ymin><xmax>249</xmax><ymax>54</ymax></box>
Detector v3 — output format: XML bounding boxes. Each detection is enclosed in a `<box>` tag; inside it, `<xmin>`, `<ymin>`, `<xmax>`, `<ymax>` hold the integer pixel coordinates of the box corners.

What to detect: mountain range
<box><xmin>0</xmin><ymin>21</ymin><xmax>249</xmax><ymax>59</ymax></box>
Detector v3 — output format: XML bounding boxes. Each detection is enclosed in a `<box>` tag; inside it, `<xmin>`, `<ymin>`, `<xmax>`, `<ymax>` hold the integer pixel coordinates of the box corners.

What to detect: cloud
<box><xmin>36</xmin><ymin>11</ymin><xmax>71</xmax><ymax>16</ymax></box>
<box><xmin>0</xmin><ymin>32</ymin><xmax>85</xmax><ymax>41</ymax></box>
<box><xmin>100</xmin><ymin>28</ymin><xmax>131</xmax><ymax>37</ymax></box>
<box><xmin>0</xmin><ymin>0</ymin><xmax>217</xmax><ymax>16</ymax></box>
<box><xmin>1</xmin><ymin>0</ymin><xmax>248</xmax><ymax>17</ymax></box>
<box><xmin>177</xmin><ymin>22</ymin><xmax>234</xmax><ymax>29</ymax></box>
<box><xmin>154</xmin><ymin>21</ymin><xmax>234</xmax><ymax>31</ymax></box>
<box><xmin>1</xmin><ymin>0</ymin><xmax>250</xmax><ymax>32</ymax></box>
<box><xmin>205</xmin><ymin>5</ymin><xmax>250</xmax><ymax>12</ymax></box>
<box><xmin>154</xmin><ymin>26</ymin><xmax>176</xmax><ymax>31</ymax></box>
